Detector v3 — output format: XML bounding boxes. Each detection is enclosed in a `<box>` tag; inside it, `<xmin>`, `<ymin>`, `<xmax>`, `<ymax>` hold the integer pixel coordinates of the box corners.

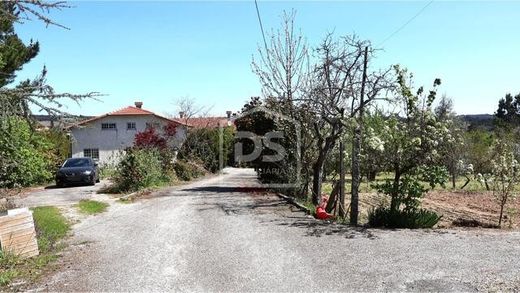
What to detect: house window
<box><xmin>101</xmin><ymin>123</ymin><xmax>117</xmax><ymax>130</ymax></box>
<box><xmin>127</xmin><ymin>122</ymin><xmax>136</xmax><ymax>130</ymax></box>
<box><xmin>83</xmin><ymin>148</ymin><xmax>100</xmax><ymax>160</ymax></box>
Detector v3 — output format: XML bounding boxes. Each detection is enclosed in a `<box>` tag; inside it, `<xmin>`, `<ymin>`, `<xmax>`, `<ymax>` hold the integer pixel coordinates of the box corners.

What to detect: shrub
<box><xmin>134</xmin><ymin>127</ymin><xmax>167</xmax><ymax>149</ymax></box>
<box><xmin>99</xmin><ymin>164</ymin><xmax>117</xmax><ymax>180</ymax></box>
<box><xmin>368</xmin><ymin>206</ymin><xmax>442</xmax><ymax>229</ymax></box>
<box><xmin>370</xmin><ymin>167</ymin><xmax>446</xmax><ymax>229</ymax></box>
<box><xmin>178</xmin><ymin>127</ymin><xmax>235</xmax><ymax>173</ymax></box>
<box><xmin>0</xmin><ymin>117</ymin><xmax>54</xmax><ymax>188</ymax></box>
<box><xmin>173</xmin><ymin>160</ymin><xmax>205</xmax><ymax>181</ymax></box>
<box><xmin>113</xmin><ymin>148</ymin><xmax>166</xmax><ymax>192</ymax></box>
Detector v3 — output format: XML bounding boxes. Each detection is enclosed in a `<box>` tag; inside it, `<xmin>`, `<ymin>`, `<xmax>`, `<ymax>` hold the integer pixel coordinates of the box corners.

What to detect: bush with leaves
<box><xmin>172</xmin><ymin>160</ymin><xmax>206</xmax><ymax>181</ymax></box>
<box><xmin>489</xmin><ymin>140</ymin><xmax>519</xmax><ymax>227</ymax></box>
<box><xmin>0</xmin><ymin>117</ymin><xmax>55</xmax><ymax>188</ymax></box>
<box><xmin>177</xmin><ymin>126</ymin><xmax>235</xmax><ymax>173</ymax></box>
<box><xmin>112</xmin><ymin>148</ymin><xmax>166</xmax><ymax>192</ymax></box>
<box><xmin>368</xmin><ymin>67</ymin><xmax>449</xmax><ymax>228</ymax></box>
<box><xmin>369</xmin><ymin>166</ymin><xmax>446</xmax><ymax>228</ymax></box>
<box><xmin>368</xmin><ymin>206</ymin><xmax>442</xmax><ymax>229</ymax></box>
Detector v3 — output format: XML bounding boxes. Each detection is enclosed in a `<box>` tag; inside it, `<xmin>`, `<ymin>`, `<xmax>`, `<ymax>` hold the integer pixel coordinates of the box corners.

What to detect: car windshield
<box><xmin>63</xmin><ymin>158</ymin><xmax>92</xmax><ymax>168</ymax></box>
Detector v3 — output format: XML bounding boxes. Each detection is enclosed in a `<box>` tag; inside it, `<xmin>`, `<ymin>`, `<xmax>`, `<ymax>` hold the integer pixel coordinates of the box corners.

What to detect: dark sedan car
<box><xmin>56</xmin><ymin>157</ymin><xmax>100</xmax><ymax>187</ymax></box>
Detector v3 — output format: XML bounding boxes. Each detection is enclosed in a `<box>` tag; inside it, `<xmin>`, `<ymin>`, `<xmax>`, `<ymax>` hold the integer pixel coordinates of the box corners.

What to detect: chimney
<box><xmin>135</xmin><ymin>101</ymin><xmax>143</xmax><ymax>109</ymax></box>
<box><xmin>179</xmin><ymin>111</ymin><xmax>185</xmax><ymax>118</ymax></box>
<box><xmin>226</xmin><ymin>110</ymin><xmax>232</xmax><ymax>119</ymax></box>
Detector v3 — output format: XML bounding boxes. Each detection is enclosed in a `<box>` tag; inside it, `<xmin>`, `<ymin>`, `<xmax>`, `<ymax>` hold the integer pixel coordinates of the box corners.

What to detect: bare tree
<box><xmin>252</xmin><ymin>9</ymin><xmax>309</xmax><ymax>104</ymax></box>
<box><xmin>252</xmin><ymin>11</ymin><xmax>393</xmax><ymax>213</ymax></box>
<box><xmin>252</xmin><ymin>10</ymin><xmax>315</xmax><ymax>197</ymax></box>
<box><xmin>173</xmin><ymin>96</ymin><xmax>211</xmax><ymax>125</ymax></box>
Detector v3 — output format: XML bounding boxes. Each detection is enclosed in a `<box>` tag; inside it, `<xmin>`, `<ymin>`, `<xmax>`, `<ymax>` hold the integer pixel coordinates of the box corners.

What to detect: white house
<box><xmin>69</xmin><ymin>102</ymin><xmax>188</xmax><ymax>165</ymax></box>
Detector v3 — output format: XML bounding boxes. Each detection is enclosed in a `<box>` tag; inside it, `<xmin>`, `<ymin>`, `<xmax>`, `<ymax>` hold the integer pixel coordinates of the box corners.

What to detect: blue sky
<box><xmin>15</xmin><ymin>1</ymin><xmax>520</xmax><ymax>116</ymax></box>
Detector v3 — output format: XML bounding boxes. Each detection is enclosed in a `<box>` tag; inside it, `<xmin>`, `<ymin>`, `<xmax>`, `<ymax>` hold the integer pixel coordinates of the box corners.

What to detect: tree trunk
<box><xmin>460</xmin><ymin>175</ymin><xmax>471</xmax><ymax>190</ymax></box>
<box><xmin>367</xmin><ymin>171</ymin><xmax>377</xmax><ymax>182</ymax></box>
<box><xmin>350</xmin><ymin>126</ymin><xmax>361</xmax><ymax>224</ymax></box>
<box><xmin>326</xmin><ymin>181</ymin><xmax>340</xmax><ymax>213</ymax></box>
<box><xmin>350</xmin><ymin>46</ymin><xmax>368</xmax><ymax>226</ymax></box>
<box><xmin>498</xmin><ymin>198</ymin><xmax>506</xmax><ymax>227</ymax></box>
<box><xmin>390</xmin><ymin>167</ymin><xmax>401</xmax><ymax>212</ymax></box>
<box><xmin>339</xmin><ymin>139</ymin><xmax>346</xmax><ymax>217</ymax></box>
<box><xmin>451</xmin><ymin>172</ymin><xmax>456</xmax><ymax>189</ymax></box>
<box><xmin>311</xmin><ymin>154</ymin><xmax>326</xmax><ymax>206</ymax></box>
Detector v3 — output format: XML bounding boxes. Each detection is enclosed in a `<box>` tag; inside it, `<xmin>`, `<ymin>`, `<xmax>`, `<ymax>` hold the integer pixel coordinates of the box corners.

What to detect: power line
<box><xmin>254</xmin><ymin>0</ymin><xmax>269</xmax><ymax>53</ymax></box>
<box><xmin>377</xmin><ymin>0</ymin><xmax>434</xmax><ymax>47</ymax></box>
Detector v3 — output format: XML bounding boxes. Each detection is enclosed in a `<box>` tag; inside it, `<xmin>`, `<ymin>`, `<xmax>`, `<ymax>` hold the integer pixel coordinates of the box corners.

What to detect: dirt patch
<box><xmin>352</xmin><ymin>190</ymin><xmax>520</xmax><ymax>229</ymax></box>
<box><xmin>238</xmin><ymin>184</ymin><xmax>520</xmax><ymax>230</ymax></box>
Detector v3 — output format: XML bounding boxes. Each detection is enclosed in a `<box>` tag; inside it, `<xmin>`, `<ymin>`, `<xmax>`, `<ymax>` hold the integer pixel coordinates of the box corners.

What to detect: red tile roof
<box><xmin>109</xmin><ymin>106</ymin><xmax>157</xmax><ymax>116</ymax></box>
<box><xmin>181</xmin><ymin>117</ymin><xmax>233</xmax><ymax>129</ymax></box>
<box><xmin>69</xmin><ymin>106</ymin><xmax>189</xmax><ymax>128</ymax></box>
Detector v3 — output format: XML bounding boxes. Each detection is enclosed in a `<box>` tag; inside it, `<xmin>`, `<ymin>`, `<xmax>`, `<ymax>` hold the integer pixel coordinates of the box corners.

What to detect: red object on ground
<box><xmin>315</xmin><ymin>195</ymin><xmax>333</xmax><ymax>220</ymax></box>
<box><xmin>315</xmin><ymin>207</ymin><xmax>333</xmax><ymax>220</ymax></box>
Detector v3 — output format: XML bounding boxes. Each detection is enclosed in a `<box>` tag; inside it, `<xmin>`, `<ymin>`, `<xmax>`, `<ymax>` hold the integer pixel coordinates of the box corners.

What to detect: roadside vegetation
<box><xmin>240</xmin><ymin>11</ymin><xmax>520</xmax><ymax>229</ymax></box>
<box><xmin>104</xmin><ymin>122</ymin><xmax>235</xmax><ymax>195</ymax></box>
<box><xmin>77</xmin><ymin>200</ymin><xmax>109</xmax><ymax>215</ymax></box>
<box><xmin>0</xmin><ymin>206</ymin><xmax>70</xmax><ymax>287</ymax></box>
<box><xmin>0</xmin><ymin>1</ymin><xmax>97</xmax><ymax>196</ymax></box>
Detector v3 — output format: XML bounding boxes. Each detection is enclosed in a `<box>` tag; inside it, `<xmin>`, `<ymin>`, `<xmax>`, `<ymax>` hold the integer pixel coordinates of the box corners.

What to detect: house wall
<box><xmin>70</xmin><ymin>115</ymin><xmax>187</xmax><ymax>166</ymax></box>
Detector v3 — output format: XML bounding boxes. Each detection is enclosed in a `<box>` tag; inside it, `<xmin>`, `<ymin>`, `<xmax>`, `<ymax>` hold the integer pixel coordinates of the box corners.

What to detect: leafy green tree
<box><xmin>434</xmin><ymin>95</ymin><xmax>466</xmax><ymax>188</ymax></box>
<box><xmin>488</xmin><ymin>140</ymin><xmax>519</xmax><ymax>227</ymax></box>
<box><xmin>178</xmin><ymin>126</ymin><xmax>235</xmax><ymax>173</ymax></box>
<box><xmin>495</xmin><ymin>93</ymin><xmax>520</xmax><ymax>126</ymax></box>
<box><xmin>464</xmin><ymin>129</ymin><xmax>494</xmax><ymax>190</ymax></box>
<box><xmin>0</xmin><ymin>2</ymin><xmax>39</xmax><ymax>87</ymax></box>
<box><xmin>369</xmin><ymin>66</ymin><xmax>448</xmax><ymax>228</ymax></box>
<box><xmin>0</xmin><ymin>117</ymin><xmax>54</xmax><ymax>188</ymax></box>
<box><xmin>0</xmin><ymin>1</ymin><xmax>97</xmax><ymax>189</ymax></box>
<box><xmin>360</xmin><ymin>110</ymin><xmax>387</xmax><ymax>181</ymax></box>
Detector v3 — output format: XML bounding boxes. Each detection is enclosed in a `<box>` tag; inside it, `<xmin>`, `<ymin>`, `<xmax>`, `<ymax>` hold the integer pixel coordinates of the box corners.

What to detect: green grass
<box><xmin>298</xmin><ymin>200</ymin><xmax>316</xmax><ymax>216</ymax></box>
<box><xmin>321</xmin><ymin>173</ymin><xmax>501</xmax><ymax>195</ymax></box>
<box><xmin>0</xmin><ymin>268</ymin><xmax>18</xmax><ymax>286</ymax></box>
<box><xmin>32</xmin><ymin>206</ymin><xmax>70</xmax><ymax>252</ymax></box>
<box><xmin>77</xmin><ymin>200</ymin><xmax>109</xmax><ymax>215</ymax></box>
<box><xmin>0</xmin><ymin>207</ymin><xmax>71</xmax><ymax>288</ymax></box>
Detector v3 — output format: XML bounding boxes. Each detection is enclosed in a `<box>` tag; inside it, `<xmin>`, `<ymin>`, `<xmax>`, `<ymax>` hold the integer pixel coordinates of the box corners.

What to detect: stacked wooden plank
<box><xmin>0</xmin><ymin>208</ymin><xmax>39</xmax><ymax>258</ymax></box>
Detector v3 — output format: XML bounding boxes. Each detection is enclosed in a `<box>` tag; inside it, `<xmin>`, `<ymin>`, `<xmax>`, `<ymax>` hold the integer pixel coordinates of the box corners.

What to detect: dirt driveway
<box><xmin>13</xmin><ymin>180</ymin><xmax>112</xmax><ymax>208</ymax></box>
<box><xmin>30</xmin><ymin>168</ymin><xmax>520</xmax><ymax>292</ymax></box>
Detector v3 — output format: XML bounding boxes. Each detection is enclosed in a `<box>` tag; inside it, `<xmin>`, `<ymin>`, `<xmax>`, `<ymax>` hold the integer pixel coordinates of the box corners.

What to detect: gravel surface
<box><xmin>33</xmin><ymin>168</ymin><xmax>520</xmax><ymax>292</ymax></box>
<box><xmin>14</xmin><ymin>180</ymin><xmax>112</xmax><ymax>207</ymax></box>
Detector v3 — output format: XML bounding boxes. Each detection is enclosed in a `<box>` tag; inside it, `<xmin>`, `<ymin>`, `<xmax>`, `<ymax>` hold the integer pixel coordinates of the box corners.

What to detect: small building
<box><xmin>177</xmin><ymin>110</ymin><xmax>236</xmax><ymax>129</ymax></box>
<box><xmin>68</xmin><ymin>102</ymin><xmax>188</xmax><ymax>166</ymax></box>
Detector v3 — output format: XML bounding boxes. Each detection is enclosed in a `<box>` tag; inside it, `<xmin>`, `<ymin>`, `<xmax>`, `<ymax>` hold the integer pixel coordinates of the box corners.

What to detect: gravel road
<box><xmin>35</xmin><ymin>168</ymin><xmax>520</xmax><ymax>292</ymax></box>
<box><xmin>14</xmin><ymin>180</ymin><xmax>111</xmax><ymax>208</ymax></box>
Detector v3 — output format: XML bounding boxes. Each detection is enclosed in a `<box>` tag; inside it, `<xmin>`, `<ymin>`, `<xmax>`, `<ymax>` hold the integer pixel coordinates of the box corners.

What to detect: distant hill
<box><xmin>457</xmin><ymin>114</ymin><xmax>494</xmax><ymax>131</ymax></box>
<box><xmin>32</xmin><ymin>114</ymin><xmax>94</xmax><ymax>129</ymax></box>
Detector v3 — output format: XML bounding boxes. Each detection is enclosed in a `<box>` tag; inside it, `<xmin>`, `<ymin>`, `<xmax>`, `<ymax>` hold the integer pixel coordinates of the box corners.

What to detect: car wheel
<box><xmin>96</xmin><ymin>176</ymin><xmax>100</xmax><ymax>183</ymax></box>
<box><xmin>90</xmin><ymin>176</ymin><xmax>96</xmax><ymax>186</ymax></box>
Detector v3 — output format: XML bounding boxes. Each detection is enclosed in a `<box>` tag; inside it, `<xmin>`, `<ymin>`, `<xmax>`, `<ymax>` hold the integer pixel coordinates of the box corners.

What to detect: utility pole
<box><xmin>350</xmin><ymin>46</ymin><xmax>368</xmax><ymax>225</ymax></box>
<box><xmin>339</xmin><ymin>108</ymin><xmax>346</xmax><ymax>218</ymax></box>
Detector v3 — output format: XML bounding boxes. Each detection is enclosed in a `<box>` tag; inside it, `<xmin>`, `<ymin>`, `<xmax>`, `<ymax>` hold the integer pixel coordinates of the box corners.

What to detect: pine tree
<box><xmin>0</xmin><ymin>2</ymin><xmax>40</xmax><ymax>87</ymax></box>
<box><xmin>495</xmin><ymin>93</ymin><xmax>520</xmax><ymax>126</ymax></box>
